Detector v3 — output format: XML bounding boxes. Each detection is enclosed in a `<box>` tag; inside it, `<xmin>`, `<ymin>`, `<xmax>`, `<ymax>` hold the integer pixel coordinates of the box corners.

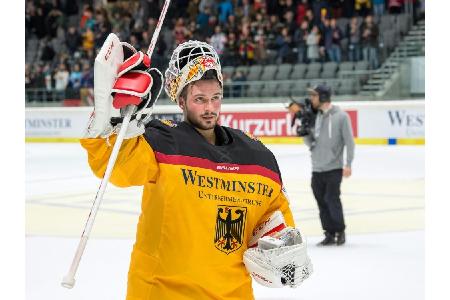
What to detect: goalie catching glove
<box><xmin>243</xmin><ymin>211</ymin><xmax>313</xmax><ymax>288</ymax></box>
<box><xmin>84</xmin><ymin>33</ymin><xmax>163</xmax><ymax>139</ymax></box>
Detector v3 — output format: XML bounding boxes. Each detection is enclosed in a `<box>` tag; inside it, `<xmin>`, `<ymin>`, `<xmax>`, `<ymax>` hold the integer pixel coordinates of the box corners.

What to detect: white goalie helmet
<box><xmin>164</xmin><ymin>40</ymin><xmax>223</xmax><ymax>102</ymax></box>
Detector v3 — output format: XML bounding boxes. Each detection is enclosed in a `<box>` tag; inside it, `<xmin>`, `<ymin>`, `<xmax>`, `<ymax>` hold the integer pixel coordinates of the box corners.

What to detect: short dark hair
<box><xmin>179</xmin><ymin>69</ymin><xmax>221</xmax><ymax>101</ymax></box>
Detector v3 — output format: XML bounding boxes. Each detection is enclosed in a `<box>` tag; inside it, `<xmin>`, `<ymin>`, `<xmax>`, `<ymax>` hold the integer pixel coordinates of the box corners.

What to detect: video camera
<box><xmin>288</xmin><ymin>97</ymin><xmax>317</xmax><ymax>137</ymax></box>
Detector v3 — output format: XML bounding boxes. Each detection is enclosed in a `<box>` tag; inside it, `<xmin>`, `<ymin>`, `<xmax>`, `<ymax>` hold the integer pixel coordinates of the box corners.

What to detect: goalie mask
<box><xmin>164</xmin><ymin>40</ymin><xmax>223</xmax><ymax>102</ymax></box>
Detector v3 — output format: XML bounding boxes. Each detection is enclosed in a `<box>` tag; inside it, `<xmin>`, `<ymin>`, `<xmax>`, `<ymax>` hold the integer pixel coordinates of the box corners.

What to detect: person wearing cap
<box><xmin>300</xmin><ymin>84</ymin><xmax>354</xmax><ymax>246</ymax></box>
<box><xmin>80</xmin><ymin>40</ymin><xmax>312</xmax><ymax>299</ymax></box>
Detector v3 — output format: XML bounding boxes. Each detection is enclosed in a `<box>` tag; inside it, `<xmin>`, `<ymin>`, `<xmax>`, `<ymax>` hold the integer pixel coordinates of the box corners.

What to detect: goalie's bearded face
<box><xmin>179</xmin><ymin>80</ymin><xmax>222</xmax><ymax>130</ymax></box>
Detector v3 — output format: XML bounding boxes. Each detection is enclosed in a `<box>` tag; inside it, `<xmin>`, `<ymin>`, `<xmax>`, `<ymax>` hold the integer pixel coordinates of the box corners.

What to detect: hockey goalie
<box><xmin>80</xmin><ymin>35</ymin><xmax>312</xmax><ymax>299</ymax></box>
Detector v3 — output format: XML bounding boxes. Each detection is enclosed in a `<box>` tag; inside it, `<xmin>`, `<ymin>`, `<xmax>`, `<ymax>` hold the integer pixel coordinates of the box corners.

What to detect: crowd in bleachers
<box><xmin>25</xmin><ymin>0</ymin><xmax>424</xmax><ymax>103</ymax></box>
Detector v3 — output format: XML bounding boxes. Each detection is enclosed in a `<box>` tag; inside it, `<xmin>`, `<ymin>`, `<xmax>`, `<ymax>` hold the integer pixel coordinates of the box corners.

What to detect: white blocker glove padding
<box><xmin>84</xmin><ymin>34</ymin><xmax>163</xmax><ymax>139</ymax></box>
<box><xmin>244</xmin><ymin>227</ymin><xmax>313</xmax><ymax>288</ymax></box>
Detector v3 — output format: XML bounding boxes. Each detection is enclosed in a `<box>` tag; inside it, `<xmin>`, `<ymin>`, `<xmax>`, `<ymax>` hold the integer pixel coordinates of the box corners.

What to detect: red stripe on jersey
<box><xmin>155</xmin><ymin>152</ymin><xmax>281</xmax><ymax>185</ymax></box>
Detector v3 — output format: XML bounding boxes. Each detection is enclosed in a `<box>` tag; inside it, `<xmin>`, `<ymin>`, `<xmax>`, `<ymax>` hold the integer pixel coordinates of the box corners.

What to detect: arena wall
<box><xmin>25</xmin><ymin>100</ymin><xmax>424</xmax><ymax>145</ymax></box>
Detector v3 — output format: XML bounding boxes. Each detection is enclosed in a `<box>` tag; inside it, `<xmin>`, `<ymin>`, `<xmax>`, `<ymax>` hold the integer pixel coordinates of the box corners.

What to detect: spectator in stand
<box><xmin>40</xmin><ymin>38</ymin><xmax>56</xmax><ymax>62</ymax></box>
<box><xmin>238</xmin><ymin>25</ymin><xmax>255</xmax><ymax>65</ymax></box>
<box><xmin>322</xmin><ymin>18</ymin><xmax>332</xmax><ymax>57</ymax></box>
<box><xmin>82</xmin><ymin>27</ymin><xmax>95</xmax><ymax>53</ymax></box>
<box><xmin>132</xmin><ymin>2</ymin><xmax>146</xmax><ymax>30</ymax></box>
<box><xmin>27</xmin><ymin>2</ymin><xmax>47</xmax><ymax>39</ymax></box>
<box><xmin>283</xmin><ymin>10</ymin><xmax>298</xmax><ymax>36</ymax></box>
<box><xmin>186</xmin><ymin>20</ymin><xmax>201</xmax><ymax>41</ymax></box>
<box><xmin>43</xmin><ymin>63</ymin><xmax>53</xmax><ymax>91</ymax></box>
<box><xmin>53</xmin><ymin>51</ymin><xmax>69</xmax><ymax>71</ymax></box>
<box><xmin>25</xmin><ymin>64</ymin><xmax>32</xmax><ymax>86</ymax></box>
<box><xmin>111</xmin><ymin>11</ymin><xmax>131</xmax><ymax>41</ymax></box>
<box><xmin>65</xmin><ymin>26</ymin><xmax>82</xmax><ymax>55</ymax></box>
<box><xmin>304</xmin><ymin>9</ymin><xmax>315</xmax><ymax>30</ymax></box>
<box><xmin>150</xmin><ymin>38</ymin><xmax>167</xmax><ymax>71</ymax></box>
<box><xmin>388</xmin><ymin>0</ymin><xmax>403</xmax><ymax>14</ymax></box>
<box><xmin>294</xmin><ymin>20</ymin><xmax>309</xmax><ymax>63</ymax></box>
<box><xmin>296</xmin><ymin>0</ymin><xmax>309</xmax><ymax>26</ymax></box>
<box><xmin>37</xmin><ymin>0</ymin><xmax>53</xmax><ymax>17</ymax></box>
<box><xmin>199</xmin><ymin>0</ymin><xmax>217</xmax><ymax>15</ymax></box>
<box><xmin>80</xmin><ymin>61</ymin><xmax>94</xmax><ymax>106</ymax></box>
<box><xmin>45</xmin><ymin>5</ymin><xmax>64</xmax><ymax>39</ymax></box>
<box><xmin>218</xmin><ymin>0</ymin><xmax>233</xmax><ymax>25</ymax></box>
<box><xmin>25</xmin><ymin>64</ymin><xmax>34</xmax><ymax>102</ymax></box>
<box><xmin>275</xmin><ymin>27</ymin><xmax>294</xmax><ymax>64</ymax></box>
<box><xmin>80</xmin><ymin>6</ymin><xmax>95</xmax><ymax>32</ymax></box>
<box><xmin>329</xmin><ymin>0</ymin><xmax>344</xmax><ymax>18</ymax></box>
<box><xmin>95</xmin><ymin>23</ymin><xmax>110</xmax><ymax>50</ymax></box>
<box><xmin>265</xmin><ymin>0</ymin><xmax>281</xmax><ymax>16</ymax></box>
<box><xmin>355</xmin><ymin>0</ymin><xmax>372</xmax><ymax>17</ymax></box>
<box><xmin>361</xmin><ymin>15</ymin><xmax>380</xmax><ymax>69</ymax></box>
<box><xmin>346</xmin><ymin>16</ymin><xmax>361</xmax><ymax>61</ymax></box>
<box><xmin>129</xmin><ymin>34</ymin><xmax>141</xmax><ymax>50</ymax></box>
<box><xmin>80</xmin><ymin>62</ymin><xmax>93</xmax><ymax>89</ymax></box>
<box><xmin>254</xmin><ymin>26</ymin><xmax>268</xmax><ymax>65</ymax></box>
<box><xmin>141</xmin><ymin>31</ymin><xmax>151</xmax><ymax>52</ymax></box>
<box><xmin>250</xmin><ymin>12</ymin><xmax>264</xmax><ymax>32</ymax></box>
<box><xmin>110</xmin><ymin>11</ymin><xmax>122</xmax><ymax>32</ymax></box>
<box><xmin>69</xmin><ymin>63</ymin><xmax>82</xmax><ymax>91</ymax></box>
<box><xmin>142</xmin><ymin>0</ymin><xmax>161</xmax><ymax>20</ymax></box>
<box><xmin>341</xmin><ymin>0</ymin><xmax>355</xmax><ymax>17</ymax></box>
<box><xmin>265</xmin><ymin>14</ymin><xmax>283</xmax><ymax>51</ymax></box>
<box><xmin>239</xmin><ymin>0</ymin><xmax>253</xmax><ymax>19</ymax></box>
<box><xmin>306</xmin><ymin>25</ymin><xmax>321</xmax><ymax>63</ymax></box>
<box><xmin>33</xmin><ymin>64</ymin><xmax>46</xmax><ymax>89</ymax></box>
<box><xmin>197</xmin><ymin>5</ymin><xmax>211</xmax><ymax>29</ymax></box>
<box><xmin>318</xmin><ymin>25</ymin><xmax>327</xmax><ymax>63</ymax></box>
<box><xmin>373</xmin><ymin>0</ymin><xmax>386</xmax><ymax>17</ymax></box>
<box><xmin>62</xmin><ymin>0</ymin><xmax>79</xmax><ymax>17</ymax></box>
<box><xmin>210</xmin><ymin>25</ymin><xmax>227</xmax><ymax>55</ymax></box>
<box><xmin>232</xmin><ymin>70</ymin><xmax>247</xmax><ymax>97</ymax></box>
<box><xmin>54</xmin><ymin>63</ymin><xmax>69</xmax><ymax>92</ymax></box>
<box><xmin>145</xmin><ymin>17</ymin><xmax>157</xmax><ymax>37</ymax></box>
<box><xmin>200</xmin><ymin>14</ymin><xmax>217</xmax><ymax>39</ymax></box>
<box><xmin>94</xmin><ymin>8</ymin><xmax>112</xmax><ymax>50</ymax></box>
<box><xmin>222</xmin><ymin>31</ymin><xmax>240</xmax><ymax>66</ymax></box>
<box><xmin>252</xmin><ymin>0</ymin><xmax>265</xmax><ymax>12</ymax></box>
<box><xmin>326</xmin><ymin>18</ymin><xmax>343</xmax><ymax>63</ymax></box>
<box><xmin>225</xmin><ymin>14</ymin><xmax>239</xmax><ymax>35</ymax></box>
<box><xmin>187</xmin><ymin>0</ymin><xmax>200</xmax><ymax>23</ymax></box>
<box><xmin>282</xmin><ymin>0</ymin><xmax>297</xmax><ymax>19</ymax></box>
<box><xmin>312</xmin><ymin>0</ymin><xmax>330</xmax><ymax>24</ymax></box>
<box><xmin>173</xmin><ymin>17</ymin><xmax>189</xmax><ymax>46</ymax></box>
<box><xmin>31</xmin><ymin>64</ymin><xmax>47</xmax><ymax>101</ymax></box>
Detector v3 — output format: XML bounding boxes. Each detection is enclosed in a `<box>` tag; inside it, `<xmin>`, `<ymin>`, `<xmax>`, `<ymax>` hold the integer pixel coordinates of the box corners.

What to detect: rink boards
<box><xmin>25</xmin><ymin>100</ymin><xmax>425</xmax><ymax>145</ymax></box>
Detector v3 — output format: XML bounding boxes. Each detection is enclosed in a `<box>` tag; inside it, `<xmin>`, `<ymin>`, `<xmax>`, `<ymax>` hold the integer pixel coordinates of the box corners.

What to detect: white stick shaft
<box><xmin>146</xmin><ymin>0</ymin><xmax>171</xmax><ymax>58</ymax></box>
<box><xmin>62</xmin><ymin>0</ymin><xmax>171</xmax><ymax>289</ymax></box>
<box><xmin>61</xmin><ymin>106</ymin><xmax>135</xmax><ymax>289</ymax></box>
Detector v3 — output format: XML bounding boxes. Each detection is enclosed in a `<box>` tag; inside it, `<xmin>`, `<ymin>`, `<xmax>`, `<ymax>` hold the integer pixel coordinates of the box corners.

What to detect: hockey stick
<box><xmin>61</xmin><ymin>0</ymin><xmax>171</xmax><ymax>289</ymax></box>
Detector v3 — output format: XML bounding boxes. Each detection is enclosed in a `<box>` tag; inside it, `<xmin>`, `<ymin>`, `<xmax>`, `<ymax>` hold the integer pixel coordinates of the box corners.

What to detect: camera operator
<box><xmin>288</xmin><ymin>85</ymin><xmax>355</xmax><ymax>246</ymax></box>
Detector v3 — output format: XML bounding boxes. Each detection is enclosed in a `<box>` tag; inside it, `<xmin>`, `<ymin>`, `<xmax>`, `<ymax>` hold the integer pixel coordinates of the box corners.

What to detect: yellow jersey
<box><xmin>80</xmin><ymin>120</ymin><xmax>295</xmax><ymax>300</ymax></box>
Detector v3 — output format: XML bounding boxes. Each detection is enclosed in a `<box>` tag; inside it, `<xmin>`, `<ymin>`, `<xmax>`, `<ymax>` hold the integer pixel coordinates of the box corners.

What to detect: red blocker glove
<box><xmin>110</xmin><ymin>68</ymin><xmax>163</xmax><ymax>126</ymax></box>
<box><xmin>112</xmin><ymin>45</ymin><xmax>152</xmax><ymax>109</ymax></box>
<box><xmin>110</xmin><ymin>43</ymin><xmax>163</xmax><ymax>127</ymax></box>
<box><xmin>112</xmin><ymin>70</ymin><xmax>152</xmax><ymax>108</ymax></box>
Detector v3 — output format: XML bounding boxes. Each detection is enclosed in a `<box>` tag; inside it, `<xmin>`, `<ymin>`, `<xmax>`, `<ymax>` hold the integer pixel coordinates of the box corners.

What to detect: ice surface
<box><xmin>25</xmin><ymin>143</ymin><xmax>424</xmax><ymax>300</ymax></box>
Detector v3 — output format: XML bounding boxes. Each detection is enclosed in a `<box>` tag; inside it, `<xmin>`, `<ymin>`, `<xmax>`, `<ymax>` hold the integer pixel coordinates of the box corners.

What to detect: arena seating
<box><xmin>25</xmin><ymin>0</ymin><xmax>422</xmax><ymax>103</ymax></box>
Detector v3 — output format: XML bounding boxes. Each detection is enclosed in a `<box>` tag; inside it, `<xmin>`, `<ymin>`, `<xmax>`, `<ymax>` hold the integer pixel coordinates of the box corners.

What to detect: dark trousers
<box><xmin>311</xmin><ymin>169</ymin><xmax>346</xmax><ymax>234</ymax></box>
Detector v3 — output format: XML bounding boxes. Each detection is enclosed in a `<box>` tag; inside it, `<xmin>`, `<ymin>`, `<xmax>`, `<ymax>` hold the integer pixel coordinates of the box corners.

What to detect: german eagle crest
<box><xmin>214</xmin><ymin>206</ymin><xmax>247</xmax><ymax>254</ymax></box>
